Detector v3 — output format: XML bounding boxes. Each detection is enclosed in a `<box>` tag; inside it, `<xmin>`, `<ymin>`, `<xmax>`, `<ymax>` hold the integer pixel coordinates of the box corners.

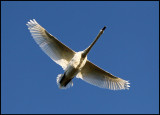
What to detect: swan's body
<box><xmin>26</xmin><ymin>19</ymin><xmax>130</xmax><ymax>90</ymax></box>
<box><xmin>57</xmin><ymin>51</ymin><xmax>87</xmax><ymax>88</ymax></box>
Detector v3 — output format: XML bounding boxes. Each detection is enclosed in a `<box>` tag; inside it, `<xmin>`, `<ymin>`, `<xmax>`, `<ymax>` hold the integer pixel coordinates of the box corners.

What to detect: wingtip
<box><xmin>125</xmin><ymin>80</ymin><xmax>130</xmax><ymax>90</ymax></box>
<box><xmin>26</xmin><ymin>19</ymin><xmax>39</xmax><ymax>28</ymax></box>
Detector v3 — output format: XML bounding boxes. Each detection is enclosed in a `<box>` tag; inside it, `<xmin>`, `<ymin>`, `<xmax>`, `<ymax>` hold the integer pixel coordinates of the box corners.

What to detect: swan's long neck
<box><xmin>82</xmin><ymin>26</ymin><xmax>106</xmax><ymax>58</ymax></box>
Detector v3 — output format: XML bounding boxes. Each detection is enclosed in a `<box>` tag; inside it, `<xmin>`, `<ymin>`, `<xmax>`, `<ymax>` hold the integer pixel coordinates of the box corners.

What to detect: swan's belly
<box><xmin>60</xmin><ymin>66</ymin><xmax>79</xmax><ymax>87</ymax></box>
<box><xmin>60</xmin><ymin>52</ymin><xmax>87</xmax><ymax>87</ymax></box>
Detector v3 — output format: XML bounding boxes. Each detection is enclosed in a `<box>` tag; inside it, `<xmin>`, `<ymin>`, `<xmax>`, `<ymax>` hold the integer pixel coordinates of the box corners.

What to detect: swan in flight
<box><xmin>26</xmin><ymin>19</ymin><xmax>130</xmax><ymax>90</ymax></box>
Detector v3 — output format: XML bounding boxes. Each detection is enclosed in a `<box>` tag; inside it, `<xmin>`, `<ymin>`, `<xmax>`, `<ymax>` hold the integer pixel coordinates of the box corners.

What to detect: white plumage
<box><xmin>26</xmin><ymin>19</ymin><xmax>130</xmax><ymax>90</ymax></box>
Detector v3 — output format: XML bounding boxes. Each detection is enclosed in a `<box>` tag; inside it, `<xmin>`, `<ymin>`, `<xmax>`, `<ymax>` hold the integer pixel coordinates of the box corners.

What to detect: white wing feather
<box><xmin>77</xmin><ymin>60</ymin><xmax>130</xmax><ymax>90</ymax></box>
<box><xmin>26</xmin><ymin>19</ymin><xmax>75</xmax><ymax>70</ymax></box>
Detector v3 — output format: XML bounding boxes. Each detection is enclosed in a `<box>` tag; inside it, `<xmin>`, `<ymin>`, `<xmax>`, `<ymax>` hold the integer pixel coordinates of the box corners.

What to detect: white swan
<box><xmin>26</xmin><ymin>19</ymin><xmax>130</xmax><ymax>90</ymax></box>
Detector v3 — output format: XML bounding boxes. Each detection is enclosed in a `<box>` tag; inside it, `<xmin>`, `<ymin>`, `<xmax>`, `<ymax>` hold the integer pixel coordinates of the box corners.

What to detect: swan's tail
<box><xmin>56</xmin><ymin>74</ymin><xmax>73</xmax><ymax>89</ymax></box>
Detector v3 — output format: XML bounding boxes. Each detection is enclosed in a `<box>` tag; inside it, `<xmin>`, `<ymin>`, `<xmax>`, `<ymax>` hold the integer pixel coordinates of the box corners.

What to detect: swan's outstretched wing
<box><xmin>77</xmin><ymin>60</ymin><xmax>130</xmax><ymax>90</ymax></box>
<box><xmin>26</xmin><ymin>19</ymin><xmax>75</xmax><ymax>70</ymax></box>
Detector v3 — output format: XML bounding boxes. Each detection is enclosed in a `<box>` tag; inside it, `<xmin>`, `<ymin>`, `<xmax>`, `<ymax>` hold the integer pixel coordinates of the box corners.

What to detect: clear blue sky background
<box><xmin>1</xmin><ymin>1</ymin><xmax>159</xmax><ymax>114</ymax></box>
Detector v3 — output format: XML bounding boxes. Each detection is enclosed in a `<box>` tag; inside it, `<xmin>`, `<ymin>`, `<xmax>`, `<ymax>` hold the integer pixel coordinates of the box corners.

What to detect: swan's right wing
<box><xmin>26</xmin><ymin>19</ymin><xmax>75</xmax><ymax>70</ymax></box>
<box><xmin>77</xmin><ymin>60</ymin><xmax>130</xmax><ymax>90</ymax></box>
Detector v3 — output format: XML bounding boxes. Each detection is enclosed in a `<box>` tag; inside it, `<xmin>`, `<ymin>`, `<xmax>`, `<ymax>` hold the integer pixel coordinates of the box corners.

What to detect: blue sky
<box><xmin>1</xmin><ymin>1</ymin><xmax>159</xmax><ymax>114</ymax></box>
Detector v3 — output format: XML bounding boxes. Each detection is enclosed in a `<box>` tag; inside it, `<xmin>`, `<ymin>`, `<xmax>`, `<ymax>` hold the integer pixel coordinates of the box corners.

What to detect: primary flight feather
<box><xmin>26</xmin><ymin>19</ymin><xmax>130</xmax><ymax>90</ymax></box>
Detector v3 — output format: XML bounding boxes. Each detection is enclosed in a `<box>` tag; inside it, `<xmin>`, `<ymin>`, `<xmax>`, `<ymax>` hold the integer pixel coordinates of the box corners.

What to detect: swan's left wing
<box><xmin>26</xmin><ymin>19</ymin><xmax>75</xmax><ymax>70</ymax></box>
<box><xmin>77</xmin><ymin>60</ymin><xmax>130</xmax><ymax>90</ymax></box>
